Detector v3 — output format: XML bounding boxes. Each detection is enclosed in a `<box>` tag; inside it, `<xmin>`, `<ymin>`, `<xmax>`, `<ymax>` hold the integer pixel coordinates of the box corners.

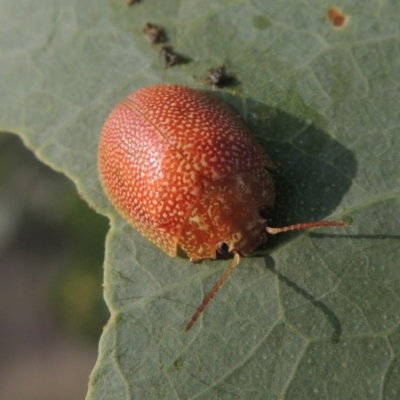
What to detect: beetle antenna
<box><xmin>185</xmin><ymin>251</ymin><xmax>240</xmax><ymax>332</ymax></box>
<box><xmin>266</xmin><ymin>220</ymin><xmax>347</xmax><ymax>235</ymax></box>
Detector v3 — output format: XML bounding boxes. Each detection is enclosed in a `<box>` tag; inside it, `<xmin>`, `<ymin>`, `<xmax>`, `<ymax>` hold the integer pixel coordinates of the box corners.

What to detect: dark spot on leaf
<box><xmin>159</xmin><ymin>46</ymin><xmax>188</xmax><ymax>68</ymax></box>
<box><xmin>174</xmin><ymin>357</ymin><xmax>184</xmax><ymax>371</ymax></box>
<box><xmin>205</xmin><ymin>65</ymin><xmax>235</xmax><ymax>89</ymax></box>
<box><xmin>142</xmin><ymin>22</ymin><xmax>166</xmax><ymax>44</ymax></box>
<box><xmin>328</xmin><ymin>7</ymin><xmax>347</xmax><ymax>28</ymax></box>
<box><xmin>252</xmin><ymin>15</ymin><xmax>271</xmax><ymax>30</ymax></box>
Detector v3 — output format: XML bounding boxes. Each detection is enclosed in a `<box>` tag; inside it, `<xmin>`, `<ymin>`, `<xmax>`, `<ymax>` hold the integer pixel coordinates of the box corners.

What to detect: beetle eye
<box><xmin>259</xmin><ymin>206</ymin><xmax>269</xmax><ymax>220</ymax></box>
<box><xmin>216</xmin><ymin>242</ymin><xmax>230</xmax><ymax>255</ymax></box>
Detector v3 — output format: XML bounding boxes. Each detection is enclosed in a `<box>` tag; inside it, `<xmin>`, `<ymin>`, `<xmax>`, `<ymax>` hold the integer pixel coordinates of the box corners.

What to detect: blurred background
<box><xmin>0</xmin><ymin>133</ymin><xmax>109</xmax><ymax>400</ymax></box>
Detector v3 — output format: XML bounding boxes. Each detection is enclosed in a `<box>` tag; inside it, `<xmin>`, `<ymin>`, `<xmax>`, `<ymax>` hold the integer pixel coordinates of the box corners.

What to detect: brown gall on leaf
<box><xmin>205</xmin><ymin>65</ymin><xmax>235</xmax><ymax>88</ymax></box>
<box><xmin>328</xmin><ymin>7</ymin><xmax>347</xmax><ymax>28</ymax></box>
<box><xmin>142</xmin><ymin>22</ymin><xmax>166</xmax><ymax>44</ymax></box>
<box><xmin>159</xmin><ymin>46</ymin><xmax>188</xmax><ymax>68</ymax></box>
<box><xmin>127</xmin><ymin>0</ymin><xmax>141</xmax><ymax>5</ymax></box>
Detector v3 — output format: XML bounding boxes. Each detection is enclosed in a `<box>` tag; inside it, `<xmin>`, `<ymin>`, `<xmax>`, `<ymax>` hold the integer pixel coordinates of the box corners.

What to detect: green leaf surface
<box><xmin>1</xmin><ymin>0</ymin><xmax>400</xmax><ymax>399</ymax></box>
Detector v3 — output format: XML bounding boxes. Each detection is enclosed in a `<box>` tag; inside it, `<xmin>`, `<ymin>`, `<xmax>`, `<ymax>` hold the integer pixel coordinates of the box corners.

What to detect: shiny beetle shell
<box><xmin>98</xmin><ymin>84</ymin><xmax>276</xmax><ymax>261</ymax></box>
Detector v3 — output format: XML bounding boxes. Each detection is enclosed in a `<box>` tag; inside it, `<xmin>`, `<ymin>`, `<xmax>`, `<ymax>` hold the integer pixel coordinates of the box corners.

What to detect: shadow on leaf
<box><xmin>264</xmin><ymin>256</ymin><xmax>342</xmax><ymax>343</ymax></box>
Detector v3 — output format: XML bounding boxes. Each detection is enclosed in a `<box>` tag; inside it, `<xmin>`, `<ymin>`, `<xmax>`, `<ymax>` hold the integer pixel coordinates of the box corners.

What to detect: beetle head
<box><xmin>216</xmin><ymin>205</ymin><xmax>270</xmax><ymax>257</ymax></box>
<box><xmin>179</xmin><ymin>167</ymin><xmax>275</xmax><ymax>261</ymax></box>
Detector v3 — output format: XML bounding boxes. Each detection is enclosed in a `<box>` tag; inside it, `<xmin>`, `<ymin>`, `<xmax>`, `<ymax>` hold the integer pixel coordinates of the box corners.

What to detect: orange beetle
<box><xmin>98</xmin><ymin>84</ymin><xmax>345</xmax><ymax>331</ymax></box>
